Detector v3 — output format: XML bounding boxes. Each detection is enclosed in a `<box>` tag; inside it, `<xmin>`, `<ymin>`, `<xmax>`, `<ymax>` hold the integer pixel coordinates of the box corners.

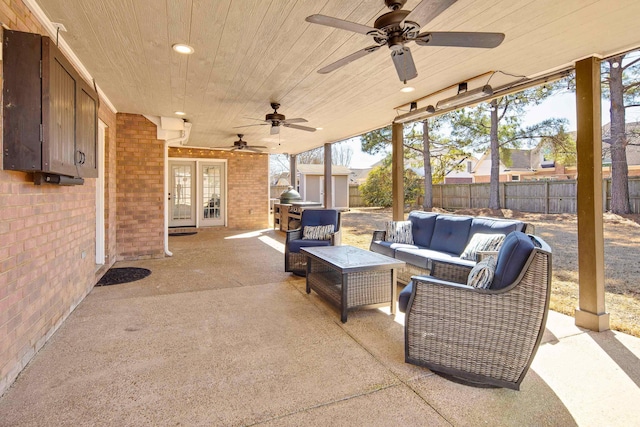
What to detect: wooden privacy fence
<box><xmin>432</xmin><ymin>178</ymin><xmax>640</xmax><ymax>214</ymax></box>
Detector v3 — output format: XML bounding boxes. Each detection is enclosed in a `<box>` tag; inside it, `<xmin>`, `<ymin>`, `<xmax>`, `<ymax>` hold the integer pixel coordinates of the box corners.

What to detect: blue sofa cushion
<box><xmin>288</xmin><ymin>239</ymin><xmax>332</xmax><ymax>253</ymax></box>
<box><xmin>370</xmin><ymin>240</ymin><xmax>419</xmax><ymax>258</ymax></box>
<box><xmin>398</xmin><ymin>280</ymin><xmax>413</xmax><ymax>313</ymax></box>
<box><xmin>492</xmin><ymin>231</ymin><xmax>535</xmax><ymax>290</ymax></box>
<box><xmin>301</xmin><ymin>209</ymin><xmax>339</xmax><ymax>229</ymax></box>
<box><xmin>429</xmin><ymin>215</ymin><xmax>473</xmax><ymax>255</ymax></box>
<box><xmin>408</xmin><ymin>211</ymin><xmax>438</xmax><ymax>247</ymax></box>
<box><xmin>470</xmin><ymin>217</ymin><xmax>523</xmax><ymax>236</ymax></box>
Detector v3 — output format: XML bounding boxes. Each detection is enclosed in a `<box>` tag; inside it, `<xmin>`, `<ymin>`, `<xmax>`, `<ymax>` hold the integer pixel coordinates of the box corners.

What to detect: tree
<box><xmin>602</xmin><ymin>54</ymin><xmax>640</xmax><ymax>214</ymax></box>
<box><xmin>359</xmin><ymin>158</ymin><xmax>423</xmax><ymax>208</ymax></box>
<box><xmin>295</xmin><ymin>142</ymin><xmax>353</xmax><ymax>166</ymax></box>
<box><xmin>449</xmin><ymin>83</ymin><xmax>569</xmax><ymax>209</ymax></box>
<box><xmin>360</xmin><ymin>117</ymin><xmax>470</xmax><ymax>209</ymax></box>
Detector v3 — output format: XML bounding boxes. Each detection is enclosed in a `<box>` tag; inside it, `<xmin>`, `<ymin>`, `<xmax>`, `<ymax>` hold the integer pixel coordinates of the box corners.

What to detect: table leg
<box><xmin>341</xmin><ymin>273</ymin><xmax>348</xmax><ymax>323</ymax></box>
<box><xmin>390</xmin><ymin>268</ymin><xmax>397</xmax><ymax>316</ymax></box>
<box><xmin>305</xmin><ymin>256</ymin><xmax>311</xmax><ymax>294</ymax></box>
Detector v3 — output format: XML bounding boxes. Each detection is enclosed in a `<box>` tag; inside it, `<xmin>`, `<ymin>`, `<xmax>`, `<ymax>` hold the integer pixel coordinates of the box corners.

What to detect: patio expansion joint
<box><xmin>335</xmin><ymin>321</ymin><xmax>455</xmax><ymax>426</ymax></box>
<box><xmin>242</xmin><ymin>384</ymin><xmax>402</xmax><ymax>427</ymax></box>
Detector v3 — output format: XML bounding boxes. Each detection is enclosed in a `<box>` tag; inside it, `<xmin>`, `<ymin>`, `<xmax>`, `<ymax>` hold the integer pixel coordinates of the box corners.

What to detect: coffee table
<box><xmin>301</xmin><ymin>245</ymin><xmax>405</xmax><ymax>323</ymax></box>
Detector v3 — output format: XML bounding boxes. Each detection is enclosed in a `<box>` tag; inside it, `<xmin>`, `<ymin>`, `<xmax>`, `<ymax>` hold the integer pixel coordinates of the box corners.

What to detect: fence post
<box><xmin>467</xmin><ymin>184</ymin><xmax>471</xmax><ymax>208</ymax></box>
<box><xmin>545</xmin><ymin>181</ymin><xmax>550</xmax><ymax>214</ymax></box>
<box><xmin>500</xmin><ymin>183</ymin><xmax>506</xmax><ymax>209</ymax></box>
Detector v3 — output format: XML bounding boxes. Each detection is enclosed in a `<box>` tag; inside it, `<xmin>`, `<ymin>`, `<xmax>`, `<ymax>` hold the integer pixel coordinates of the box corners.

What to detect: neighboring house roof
<box><xmin>349</xmin><ymin>168</ymin><xmax>372</xmax><ymax>185</ymax></box>
<box><xmin>296</xmin><ymin>164</ymin><xmax>351</xmax><ymax>175</ymax></box>
<box><xmin>601</xmin><ymin>121</ymin><xmax>640</xmax><ymax>166</ymax></box>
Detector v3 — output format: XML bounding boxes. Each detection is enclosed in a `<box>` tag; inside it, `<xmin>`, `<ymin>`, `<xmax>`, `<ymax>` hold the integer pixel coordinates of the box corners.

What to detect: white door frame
<box><xmin>95</xmin><ymin>120</ymin><xmax>106</xmax><ymax>266</ymax></box>
<box><xmin>199</xmin><ymin>160</ymin><xmax>227</xmax><ymax>227</ymax></box>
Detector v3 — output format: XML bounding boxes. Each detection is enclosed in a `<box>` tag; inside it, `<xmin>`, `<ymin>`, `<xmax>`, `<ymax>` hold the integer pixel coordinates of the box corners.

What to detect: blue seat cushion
<box><xmin>370</xmin><ymin>240</ymin><xmax>419</xmax><ymax>258</ymax></box>
<box><xmin>491</xmin><ymin>231</ymin><xmax>535</xmax><ymax>290</ymax></box>
<box><xmin>395</xmin><ymin>247</ymin><xmax>474</xmax><ymax>270</ymax></box>
<box><xmin>288</xmin><ymin>239</ymin><xmax>332</xmax><ymax>253</ymax></box>
<box><xmin>398</xmin><ymin>281</ymin><xmax>413</xmax><ymax>313</ymax></box>
<box><xmin>429</xmin><ymin>215</ymin><xmax>473</xmax><ymax>255</ymax></box>
<box><xmin>408</xmin><ymin>211</ymin><xmax>438</xmax><ymax>247</ymax></box>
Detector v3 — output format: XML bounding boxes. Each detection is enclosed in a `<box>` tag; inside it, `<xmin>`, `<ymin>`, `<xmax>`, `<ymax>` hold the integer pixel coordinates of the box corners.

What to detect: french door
<box><xmin>169</xmin><ymin>160</ymin><xmax>226</xmax><ymax>227</ymax></box>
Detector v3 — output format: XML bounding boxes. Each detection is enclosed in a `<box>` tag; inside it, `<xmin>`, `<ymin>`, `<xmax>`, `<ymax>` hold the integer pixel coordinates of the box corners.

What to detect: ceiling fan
<box><xmin>306</xmin><ymin>0</ymin><xmax>505</xmax><ymax>82</ymax></box>
<box><xmin>224</xmin><ymin>134</ymin><xmax>267</xmax><ymax>153</ymax></box>
<box><xmin>235</xmin><ymin>102</ymin><xmax>316</xmax><ymax>135</ymax></box>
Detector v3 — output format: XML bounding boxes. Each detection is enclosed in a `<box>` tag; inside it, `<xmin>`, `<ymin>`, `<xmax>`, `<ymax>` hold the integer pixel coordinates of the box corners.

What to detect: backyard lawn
<box><xmin>340</xmin><ymin>207</ymin><xmax>640</xmax><ymax>338</ymax></box>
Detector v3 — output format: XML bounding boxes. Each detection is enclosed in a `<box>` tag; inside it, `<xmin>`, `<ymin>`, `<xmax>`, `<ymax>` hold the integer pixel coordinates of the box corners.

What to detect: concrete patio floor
<box><xmin>1</xmin><ymin>228</ymin><xmax>639</xmax><ymax>426</ymax></box>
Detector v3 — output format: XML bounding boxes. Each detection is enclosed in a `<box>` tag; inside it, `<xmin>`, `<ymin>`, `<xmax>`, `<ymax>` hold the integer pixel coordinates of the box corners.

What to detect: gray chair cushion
<box><xmin>408</xmin><ymin>211</ymin><xmax>438</xmax><ymax>248</ymax></box>
<box><xmin>492</xmin><ymin>231</ymin><xmax>535</xmax><ymax>290</ymax></box>
<box><xmin>429</xmin><ymin>215</ymin><xmax>473</xmax><ymax>255</ymax></box>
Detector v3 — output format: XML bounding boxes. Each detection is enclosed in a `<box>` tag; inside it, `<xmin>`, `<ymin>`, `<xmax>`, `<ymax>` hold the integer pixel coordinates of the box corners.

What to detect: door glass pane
<box><xmin>173</xmin><ymin>165</ymin><xmax>192</xmax><ymax>220</ymax></box>
<box><xmin>203</xmin><ymin>165</ymin><xmax>222</xmax><ymax>219</ymax></box>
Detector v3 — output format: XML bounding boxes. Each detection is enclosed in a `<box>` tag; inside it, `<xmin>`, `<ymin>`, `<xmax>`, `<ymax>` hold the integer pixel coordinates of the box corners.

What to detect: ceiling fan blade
<box><xmin>271</xmin><ymin>125</ymin><xmax>280</xmax><ymax>135</ymax></box>
<box><xmin>306</xmin><ymin>14</ymin><xmax>377</xmax><ymax>35</ymax></box>
<box><xmin>415</xmin><ymin>31</ymin><xmax>505</xmax><ymax>48</ymax></box>
<box><xmin>283</xmin><ymin>123</ymin><xmax>317</xmax><ymax>132</ymax></box>
<box><xmin>233</xmin><ymin>123</ymin><xmax>269</xmax><ymax>128</ymax></box>
<box><xmin>318</xmin><ymin>45</ymin><xmax>382</xmax><ymax>74</ymax></box>
<box><xmin>404</xmin><ymin>0</ymin><xmax>457</xmax><ymax>28</ymax></box>
<box><xmin>282</xmin><ymin>118</ymin><xmax>308</xmax><ymax>124</ymax></box>
<box><xmin>391</xmin><ymin>47</ymin><xmax>417</xmax><ymax>82</ymax></box>
<box><xmin>244</xmin><ymin>147</ymin><xmax>264</xmax><ymax>153</ymax></box>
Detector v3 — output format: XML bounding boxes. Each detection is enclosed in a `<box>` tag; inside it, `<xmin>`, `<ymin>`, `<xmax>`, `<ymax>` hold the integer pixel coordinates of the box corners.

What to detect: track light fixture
<box><xmin>436</xmin><ymin>84</ymin><xmax>493</xmax><ymax>109</ymax></box>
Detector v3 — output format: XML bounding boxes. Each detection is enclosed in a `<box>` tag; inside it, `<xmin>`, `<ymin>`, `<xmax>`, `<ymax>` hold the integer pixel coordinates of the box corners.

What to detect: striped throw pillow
<box><xmin>460</xmin><ymin>233</ymin><xmax>505</xmax><ymax>261</ymax></box>
<box><xmin>302</xmin><ymin>224</ymin><xmax>335</xmax><ymax>240</ymax></box>
<box><xmin>467</xmin><ymin>256</ymin><xmax>496</xmax><ymax>289</ymax></box>
<box><xmin>385</xmin><ymin>221</ymin><xmax>414</xmax><ymax>244</ymax></box>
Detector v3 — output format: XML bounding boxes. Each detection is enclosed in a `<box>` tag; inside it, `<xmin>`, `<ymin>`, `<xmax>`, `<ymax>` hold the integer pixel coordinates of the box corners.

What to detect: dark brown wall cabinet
<box><xmin>3</xmin><ymin>30</ymin><xmax>98</xmax><ymax>178</ymax></box>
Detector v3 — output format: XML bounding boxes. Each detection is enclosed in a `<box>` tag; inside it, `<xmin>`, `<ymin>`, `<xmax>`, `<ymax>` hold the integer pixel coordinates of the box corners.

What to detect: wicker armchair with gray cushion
<box><xmin>400</xmin><ymin>231</ymin><xmax>552</xmax><ymax>390</ymax></box>
<box><xmin>285</xmin><ymin>209</ymin><xmax>341</xmax><ymax>276</ymax></box>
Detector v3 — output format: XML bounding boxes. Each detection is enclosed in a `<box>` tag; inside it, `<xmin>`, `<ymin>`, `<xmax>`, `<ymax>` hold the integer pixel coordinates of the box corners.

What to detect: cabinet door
<box><xmin>42</xmin><ymin>38</ymin><xmax>78</xmax><ymax>177</ymax></box>
<box><xmin>76</xmin><ymin>86</ymin><xmax>98</xmax><ymax>177</ymax></box>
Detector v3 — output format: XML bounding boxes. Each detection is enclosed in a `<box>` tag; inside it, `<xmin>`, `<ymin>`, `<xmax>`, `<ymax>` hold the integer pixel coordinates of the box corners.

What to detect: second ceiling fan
<box><xmin>235</xmin><ymin>103</ymin><xmax>317</xmax><ymax>135</ymax></box>
<box><xmin>306</xmin><ymin>0</ymin><xmax>505</xmax><ymax>82</ymax></box>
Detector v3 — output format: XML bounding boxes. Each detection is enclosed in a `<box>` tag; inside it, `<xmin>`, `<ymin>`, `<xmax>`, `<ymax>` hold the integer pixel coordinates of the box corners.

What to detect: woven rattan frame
<box><xmin>404</xmin><ymin>235</ymin><xmax>552</xmax><ymax>390</ymax></box>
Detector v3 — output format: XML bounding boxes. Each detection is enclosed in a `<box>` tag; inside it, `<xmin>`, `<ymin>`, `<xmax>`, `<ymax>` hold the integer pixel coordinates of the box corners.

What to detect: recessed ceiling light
<box><xmin>400</xmin><ymin>86</ymin><xmax>415</xmax><ymax>93</ymax></box>
<box><xmin>174</xmin><ymin>111</ymin><xmax>186</xmax><ymax>116</ymax></box>
<box><xmin>316</xmin><ymin>127</ymin><xmax>323</xmax><ymax>131</ymax></box>
<box><xmin>172</xmin><ymin>43</ymin><xmax>194</xmax><ymax>54</ymax></box>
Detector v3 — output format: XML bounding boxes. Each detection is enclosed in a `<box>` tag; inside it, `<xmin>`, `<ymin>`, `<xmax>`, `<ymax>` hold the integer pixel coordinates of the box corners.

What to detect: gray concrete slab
<box><xmin>1</xmin><ymin>228</ymin><xmax>639</xmax><ymax>426</ymax></box>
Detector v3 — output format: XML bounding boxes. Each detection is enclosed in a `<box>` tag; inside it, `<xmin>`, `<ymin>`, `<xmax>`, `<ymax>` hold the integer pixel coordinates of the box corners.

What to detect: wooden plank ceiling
<box><xmin>34</xmin><ymin>0</ymin><xmax>640</xmax><ymax>155</ymax></box>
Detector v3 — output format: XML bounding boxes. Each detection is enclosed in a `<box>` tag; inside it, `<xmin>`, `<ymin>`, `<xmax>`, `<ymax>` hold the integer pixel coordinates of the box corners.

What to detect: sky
<box><xmin>345</xmin><ymin>90</ymin><xmax>640</xmax><ymax>169</ymax></box>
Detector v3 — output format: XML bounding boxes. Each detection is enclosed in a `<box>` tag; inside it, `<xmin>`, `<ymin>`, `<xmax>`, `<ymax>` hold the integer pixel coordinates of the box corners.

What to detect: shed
<box><xmin>296</xmin><ymin>164</ymin><xmax>351</xmax><ymax>209</ymax></box>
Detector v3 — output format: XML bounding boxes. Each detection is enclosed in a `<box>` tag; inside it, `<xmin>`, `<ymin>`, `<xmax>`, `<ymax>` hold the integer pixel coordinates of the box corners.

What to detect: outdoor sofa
<box><xmin>369</xmin><ymin>210</ymin><xmax>534</xmax><ymax>284</ymax></box>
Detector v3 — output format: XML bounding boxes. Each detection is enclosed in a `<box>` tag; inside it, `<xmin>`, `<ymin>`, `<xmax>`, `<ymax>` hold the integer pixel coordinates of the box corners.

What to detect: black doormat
<box><xmin>97</xmin><ymin>267</ymin><xmax>151</xmax><ymax>286</ymax></box>
<box><xmin>169</xmin><ymin>231</ymin><xmax>197</xmax><ymax>236</ymax></box>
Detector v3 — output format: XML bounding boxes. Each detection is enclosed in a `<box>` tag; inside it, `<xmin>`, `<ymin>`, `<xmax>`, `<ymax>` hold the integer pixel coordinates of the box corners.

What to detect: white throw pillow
<box><xmin>385</xmin><ymin>220</ymin><xmax>413</xmax><ymax>244</ymax></box>
<box><xmin>302</xmin><ymin>224</ymin><xmax>335</xmax><ymax>240</ymax></box>
<box><xmin>460</xmin><ymin>233</ymin><xmax>505</xmax><ymax>261</ymax></box>
<box><xmin>467</xmin><ymin>256</ymin><xmax>497</xmax><ymax>289</ymax></box>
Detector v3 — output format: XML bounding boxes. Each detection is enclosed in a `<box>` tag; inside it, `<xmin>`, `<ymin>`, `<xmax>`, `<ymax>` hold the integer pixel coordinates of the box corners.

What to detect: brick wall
<box><xmin>116</xmin><ymin>114</ymin><xmax>165</xmax><ymax>260</ymax></box>
<box><xmin>0</xmin><ymin>0</ymin><xmax>117</xmax><ymax>395</ymax></box>
<box><xmin>169</xmin><ymin>147</ymin><xmax>269</xmax><ymax>229</ymax></box>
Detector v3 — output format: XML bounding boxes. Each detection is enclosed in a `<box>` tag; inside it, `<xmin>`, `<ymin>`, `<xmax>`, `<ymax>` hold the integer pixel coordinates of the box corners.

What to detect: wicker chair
<box><xmin>403</xmin><ymin>232</ymin><xmax>552</xmax><ymax>390</ymax></box>
<box><xmin>284</xmin><ymin>209</ymin><xmax>341</xmax><ymax>276</ymax></box>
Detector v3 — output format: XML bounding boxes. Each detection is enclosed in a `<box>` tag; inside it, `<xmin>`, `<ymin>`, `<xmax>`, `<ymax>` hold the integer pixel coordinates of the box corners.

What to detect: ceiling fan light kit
<box><xmin>306</xmin><ymin>0</ymin><xmax>505</xmax><ymax>82</ymax></box>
